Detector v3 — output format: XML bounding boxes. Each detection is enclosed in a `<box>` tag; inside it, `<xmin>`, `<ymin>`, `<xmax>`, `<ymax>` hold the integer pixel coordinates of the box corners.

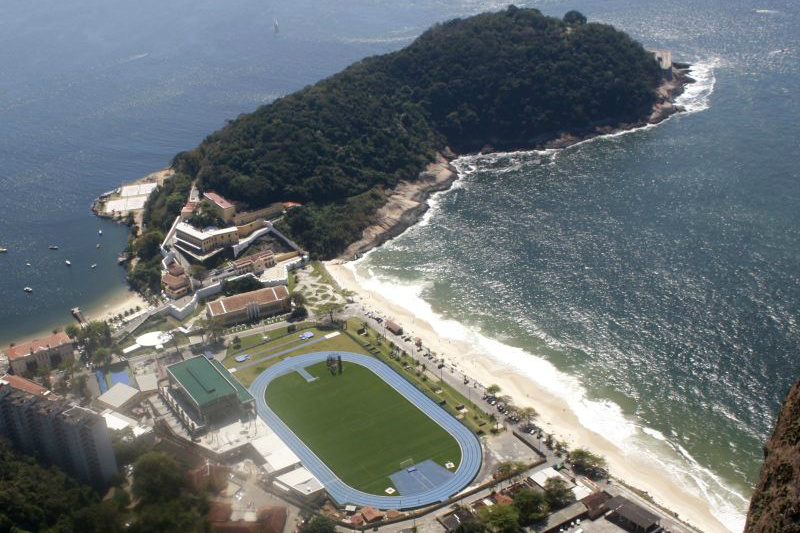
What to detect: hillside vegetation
<box><xmin>150</xmin><ymin>7</ymin><xmax>663</xmax><ymax>257</ymax></box>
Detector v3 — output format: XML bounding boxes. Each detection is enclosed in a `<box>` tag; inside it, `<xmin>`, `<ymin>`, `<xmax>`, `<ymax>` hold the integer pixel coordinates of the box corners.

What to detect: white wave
<box><xmin>119</xmin><ymin>52</ymin><xmax>149</xmax><ymax>64</ymax></box>
<box><xmin>642</xmin><ymin>426</ymin><xmax>668</xmax><ymax>441</ymax></box>
<box><xmin>348</xmin><ymin>265</ymin><xmax>749</xmax><ymax>532</ymax></box>
<box><xmin>675</xmin><ymin>59</ymin><xmax>718</xmax><ymax>114</ymax></box>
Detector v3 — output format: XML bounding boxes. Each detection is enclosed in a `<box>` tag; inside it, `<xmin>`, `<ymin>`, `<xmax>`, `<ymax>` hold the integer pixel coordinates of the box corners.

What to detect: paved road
<box><xmin>249</xmin><ymin>351</ymin><xmax>482</xmax><ymax>509</ymax></box>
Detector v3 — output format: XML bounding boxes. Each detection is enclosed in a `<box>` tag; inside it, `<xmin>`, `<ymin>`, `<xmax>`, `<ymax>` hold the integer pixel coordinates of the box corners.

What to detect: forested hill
<box><xmin>153</xmin><ymin>7</ymin><xmax>664</xmax><ymax>257</ymax></box>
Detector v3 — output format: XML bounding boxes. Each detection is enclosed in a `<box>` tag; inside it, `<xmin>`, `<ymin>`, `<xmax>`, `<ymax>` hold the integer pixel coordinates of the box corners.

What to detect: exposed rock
<box><xmin>744</xmin><ymin>379</ymin><xmax>800</xmax><ymax>533</ymax></box>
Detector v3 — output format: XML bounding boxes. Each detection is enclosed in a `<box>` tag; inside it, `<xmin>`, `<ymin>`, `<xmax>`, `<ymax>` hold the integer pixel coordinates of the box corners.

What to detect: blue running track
<box><xmin>249</xmin><ymin>351</ymin><xmax>482</xmax><ymax>509</ymax></box>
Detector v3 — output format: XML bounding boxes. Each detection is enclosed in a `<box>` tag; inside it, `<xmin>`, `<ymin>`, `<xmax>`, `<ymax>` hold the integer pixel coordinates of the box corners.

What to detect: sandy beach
<box><xmin>83</xmin><ymin>286</ymin><xmax>149</xmax><ymax>324</ymax></box>
<box><xmin>3</xmin><ymin>288</ymin><xmax>147</xmax><ymax>350</ymax></box>
<box><xmin>326</xmin><ymin>261</ymin><xmax>731</xmax><ymax>533</ymax></box>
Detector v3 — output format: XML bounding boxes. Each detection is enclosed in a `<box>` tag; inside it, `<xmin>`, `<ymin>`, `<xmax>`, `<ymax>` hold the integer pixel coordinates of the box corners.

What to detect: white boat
<box><xmin>25</xmin><ymin>262</ymin><xmax>31</xmax><ymax>267</ymax></box>
<box><xmin>0</xmin><ymin>247</ymin><xmax>7</xmax><ymax>253</ymax></box>
<box><xmin>23</xmin><ymin>287</ymin><xmax>33</xmax><ymax>293</ymax></box>
<box><xmin>274</xmin><ymin>18</ymin><xmax>279</xmax><ymax>34</ymax></box>
<box><xmin>65</xmin><ymin>260</ymin><xmax>71</xmax><ymax>266</ymax></box>
<box><xmin>91</xmin><ymin>264</ymin><xmax>97</xmax><ymax>269</ymax></box>
<box><xmin>98</xmin><ymin>229</ymin><xmax>103</xmax><ymax>235</ymax></box>
<box><xmin>49</xmin><ymin>245</ymin><xmax>58</xmax><ymax>250</ymax></box>
<box><xmin>96</xmin><ymin>243</ymin><xmax>101</xmax><ymax>248</ymax></box>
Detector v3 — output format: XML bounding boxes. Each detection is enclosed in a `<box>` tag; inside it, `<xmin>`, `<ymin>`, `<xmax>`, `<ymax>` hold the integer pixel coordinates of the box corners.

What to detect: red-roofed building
<box><xmin>181</xmin><ymin>201</ymin><xmax>197</xmax><ymax>221</ymax></box>
<box><xmin>360</xmin><ymin>506</ymin><xmax>384</xmax><ymax>523</ymax></box>
<box><xmin>167</xmin><ymin>261</ymin><xmax>185</xmax><ymax>277</ymax></box>
<box><xmin>204</xmin><ymin>191</ymin><xmax>236</xmax><ymax>222</ymax></box>
<box><xmin>208</xmin><ymin>502</ymin><xmax>233</xmax><ymax>523</ymax></box>
<box><xmin>494</xmin><ymin>493</ymin><xmax>514</xmax><ymax>505</ymax></box>
<box><xmin>206</xmin><ymin>286</ymin><xmax>290</xmax><ymax>326</ymax></box>
<box><xmin>7</xmin><ymin>331</ymin><xmax>73</xmax><ymax>375</ymax></box>
<box><xmin>0</xmin><ymin>374</ymin><xmax>57</xmax><ymax>399</ymax></box>
<box><xmin>232</xmin><ymin>250</ymin><xmax>276</xmax><ymax>275</ymax></box>
<box><xmin>162</xmin><ymin>271</ymin><xmax>192</xmax><ymax>299</ymax></box>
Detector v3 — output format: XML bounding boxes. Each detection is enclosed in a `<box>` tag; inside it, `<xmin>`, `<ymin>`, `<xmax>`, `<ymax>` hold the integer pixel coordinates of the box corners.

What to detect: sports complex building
<box><xmin>161</xmin><ymin>356</ymin><xmax>254</xmax><ymax>435</ymax></box>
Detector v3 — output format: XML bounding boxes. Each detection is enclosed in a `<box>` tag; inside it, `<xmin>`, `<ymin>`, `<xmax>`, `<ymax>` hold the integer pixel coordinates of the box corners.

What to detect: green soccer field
<box><xmin>266</xmin><ymin>360</ymin><xmax>462</xmax><ymax>495</ymax></box>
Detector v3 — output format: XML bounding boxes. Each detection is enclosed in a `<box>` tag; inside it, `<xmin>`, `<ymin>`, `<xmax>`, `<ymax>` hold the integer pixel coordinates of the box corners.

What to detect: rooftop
<box><xmin>176</xmin><ymin>222</ymin><xmax>238</xmax><ymax>241</ymax></box>
<box><xmin>606</xmin><ymin>495</ymin><xmax>660</xmax><ymax>530</ymax></box>
<box><xmin>7</xmin><ymin>331</ymin><xmax>72</xmax><ymax>361</ymax></box>
<box><xmin>0</xmin><ymin>374</ymin><xmax>54</xmax><ymax>397</ymax></box>
<box><xmin>204</xmin><ymin>191</ymin><xmax>234</xmax><ymax>210</ymax></box>
<box><xmin>233</xmin><ymin>249</ymin><xmax>275</xmax><ymax>269</ymax></box>
<box><xmin>207</xmin><ymin>286</ymin><xmax>289</xmax><ymax>317</ymax></box>
<box><xmin>96</xmin><ymin>382</ymin><xmax>140</xmax><ymax>409</ymax></box>
<box><xmin>167</xmin><ymin>356</ymin><xmax>253</xmax><ymax>408</ymax></box>
<box><xmin>162</xmin><ymin>272</ymin><xmax>190</xmax><ymax>289</ymax></box>
<box><xmin>275</xmin><ymin>467</ymin><xmax>323</xmax><ymax>495</ymax></box>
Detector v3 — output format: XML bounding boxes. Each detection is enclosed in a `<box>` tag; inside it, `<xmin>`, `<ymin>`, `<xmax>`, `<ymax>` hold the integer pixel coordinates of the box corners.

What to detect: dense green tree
<box><xmin>477</xmin><ymin>503</ymin><xmax>520</xmax><ymax>533</ymax></box>
<box><xmin>0</xmin><ymin>442</ymin><xmax>126</xmax><ymax>533</ymax></box>
<box><xmin>130</xmin><ymin>498</ymin><xmax>211</xmax><ymax>533</ymax></box>
<box><xmin>513</xmin><ymin>488</ymin><xmax>548</xmax><ymax>525</ymax></box>
<box><xmin>543</xmin><ymin>476</ymin><xmax>575</xmax><ymax>510</ymax></box>
<box><xmin>563</xmin><ymin>10</ymin><xmax>587</xmax><ymax>25</ymax></box>
<box><xmin>131</xmin><ymin>452</ymin><xmax>186</xmax><ymax>506</ymax></box>
<box><xmin>134</xmin><ymin>230</ymin><xmax>164</xmax><ymax>262</ymax></box>
<box><xmin>568</xmin><ymin>447</ymin><xmax>608</xmax><ymax>477</ymax></box>
<box><xmin>299</xmin><ymin>515</ymin><xmax>337</xmax><ymax>533</ymax></box>
<box><xmin>454</xmin><ymin>519</ymin><xmax>487</xmax><ymax>533</ymax></box>
<box><xmin>111</xmin><ymin>428</ymin><xmax>153</xmax><ymax>467</ymax></box>
<box><xmin>221</xmin><ymin>276</ymin><xmax>264</xmax><ymax>296</ymax></box>
<box><xmin>147</xmin><ymin>7</ymin><xmax>664</xmax><ymax>258</ymax></box>
<box><xmin>187</xmin><ymin>200</ymin><xmax>224</xmax><ymax>229</ymax></box>
<box><xmin>143</xmin><ymin>172</ymin><xmax>192</xmax><ymax>231</ymax></box>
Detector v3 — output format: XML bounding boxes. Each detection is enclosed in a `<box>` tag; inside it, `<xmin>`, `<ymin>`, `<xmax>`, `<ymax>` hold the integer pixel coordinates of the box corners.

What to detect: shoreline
<box><xmin>335</xmin><ymin>65</ymin><xmax>693</xmax><ymax>261</ymax></box>
<box><xmin>326</xmin><ymin>262</ymin><xmax>733</xmax><ymax>533</ymax></box>
<box><xmin>3</xmin><ymin>287</ymin><xmax>148</xmax><ymax>349</ymax></box>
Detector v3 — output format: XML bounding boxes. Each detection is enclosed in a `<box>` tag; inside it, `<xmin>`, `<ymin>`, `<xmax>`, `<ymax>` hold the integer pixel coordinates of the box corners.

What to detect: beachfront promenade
<box><xmin>249</xmin><ymin>351</ymin><xmax>482</xmax><ymax>509</ymax></box>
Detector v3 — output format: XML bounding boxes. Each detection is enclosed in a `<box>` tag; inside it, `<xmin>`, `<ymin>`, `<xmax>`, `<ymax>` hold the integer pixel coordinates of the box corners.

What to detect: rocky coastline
<box><xmin>337</xmin><ymin>64</ymin><xmax>694</xmax><ymax>261</ymax></box>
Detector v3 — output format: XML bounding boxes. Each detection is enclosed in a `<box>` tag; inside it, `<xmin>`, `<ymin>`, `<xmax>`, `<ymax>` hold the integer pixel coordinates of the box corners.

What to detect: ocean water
<box><xmin>0</xmin><ymin>0</ymin><xmax>795</xmax><ymax>531</ymax></box>
<box><xmin>354</xmin><ymin>1</ymin><xmax>800</xmax><ymax>531</ymax></box>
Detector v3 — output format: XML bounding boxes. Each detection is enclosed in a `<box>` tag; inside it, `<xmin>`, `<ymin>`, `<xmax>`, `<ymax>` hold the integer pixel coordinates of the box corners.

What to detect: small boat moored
<box><xmin>98</xmin><ymin>229</ymin><xmax>103</xmax><ymax>235</ymax></box>
<box><xmin>91</xmin><ymin>264</ymin><xmax>97</xmax><ymax>269</ymax></box>
<box><xmin>23</xmin><ymin>287</ymin><xmax>33</xmax><ymax>293</ymax></box>
<box><xmin>26</xmin><ymin>262</ymin><xmax>31</xmax><ymax>267</ymax></box>
<box><xmin>96</xmin><ymin>243</ymin><xmax>101</xmax><ymax>248</ymax></box>
<box><xmin>0</xmin><ymin>247</ymin><xmax>7</xmax><ymax>253</ymax></box>
<box><xmin>65</xmin><ymin>260</ymin><xmax>71</xmax><ymax>266</ymax></box>
<box><xmin>49</xmin><ymin>245</ymin><xmax>59</xmax><ymax>250</ymax></box>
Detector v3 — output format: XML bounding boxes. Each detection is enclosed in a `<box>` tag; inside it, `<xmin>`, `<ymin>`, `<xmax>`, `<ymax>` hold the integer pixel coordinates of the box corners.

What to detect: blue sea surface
<box><xmin>0</xmin><ymin>1</ymin><xmax>797</xmax><ymax>531</ymax></box>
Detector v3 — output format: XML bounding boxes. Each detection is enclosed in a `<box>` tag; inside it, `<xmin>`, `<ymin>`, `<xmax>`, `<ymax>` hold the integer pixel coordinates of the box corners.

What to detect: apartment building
<box><xmin>0</xmin><ymin>376</ymin><xmax>117</xmax><ymax>489</ymax></box>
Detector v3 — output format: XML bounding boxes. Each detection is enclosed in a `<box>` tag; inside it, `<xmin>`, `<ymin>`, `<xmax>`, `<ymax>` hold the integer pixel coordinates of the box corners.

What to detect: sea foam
<box><xmin>350</xmin><ymin>265</ymin><xmax>749</xmax><ymax>532</ymax></box>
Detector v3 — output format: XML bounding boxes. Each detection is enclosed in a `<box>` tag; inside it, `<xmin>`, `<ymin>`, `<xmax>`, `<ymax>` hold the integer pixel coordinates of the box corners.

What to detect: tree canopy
<box><xmin>0</xmin><ymin>442</ymin><xmax>126</xmax><ymax>533</ymax></box>
<box><xmin>151</xmin><ymin>7</ymin><xmax>663</xmax><ymax>258</ymax></box>
<box><xmin>543</xmin><ymin>476</ymin><xmax>576</xmax><ymax>510</ymax></box>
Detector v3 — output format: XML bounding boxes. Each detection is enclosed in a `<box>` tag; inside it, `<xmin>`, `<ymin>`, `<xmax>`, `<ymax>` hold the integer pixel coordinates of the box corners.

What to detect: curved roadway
<box><xmin>249</xmin><ymin>351</ymin><xmax>482</xmax><ymax>509</ymax></box>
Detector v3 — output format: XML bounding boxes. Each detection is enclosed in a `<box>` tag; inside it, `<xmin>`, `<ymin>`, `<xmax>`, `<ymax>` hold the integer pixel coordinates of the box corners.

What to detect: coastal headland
<box><xmin>336</xmin><ymin>64</ymin><xmax>693</xmax><ymax>261</ymax></box>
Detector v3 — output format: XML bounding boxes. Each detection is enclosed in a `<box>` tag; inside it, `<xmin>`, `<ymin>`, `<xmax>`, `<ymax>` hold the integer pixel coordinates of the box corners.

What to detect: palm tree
<box><xmin>518</xmin><ymin>406</ymin><xmax>538</xmax><ymax>426</ymax></box>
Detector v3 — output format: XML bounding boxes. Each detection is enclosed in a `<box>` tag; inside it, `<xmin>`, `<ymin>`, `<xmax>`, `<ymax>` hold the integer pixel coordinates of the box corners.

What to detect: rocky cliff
<box><xmin>744</xmin><ymin>379</ymin><xmax>800</xmax><ymax>533</ymax></box>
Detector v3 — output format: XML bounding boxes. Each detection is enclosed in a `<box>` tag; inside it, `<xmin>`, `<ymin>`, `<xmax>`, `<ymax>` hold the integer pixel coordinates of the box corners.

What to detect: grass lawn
<box><xmin>229</xmin><ymin>327</ymin><xmax>369</xmax><ymax>386</ymax></box>
<box><xmin>266</xmin><ymin>361</ymin><xmax>461</xmax><ymax>495</ymax></box>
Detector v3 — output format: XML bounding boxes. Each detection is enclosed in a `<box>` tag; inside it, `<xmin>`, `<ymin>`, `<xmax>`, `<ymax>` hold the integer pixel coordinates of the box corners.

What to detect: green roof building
<box><xmin>165</xmin><ymin>356</ymin><xmax>253</xmax><ymax>431</ymax></box>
